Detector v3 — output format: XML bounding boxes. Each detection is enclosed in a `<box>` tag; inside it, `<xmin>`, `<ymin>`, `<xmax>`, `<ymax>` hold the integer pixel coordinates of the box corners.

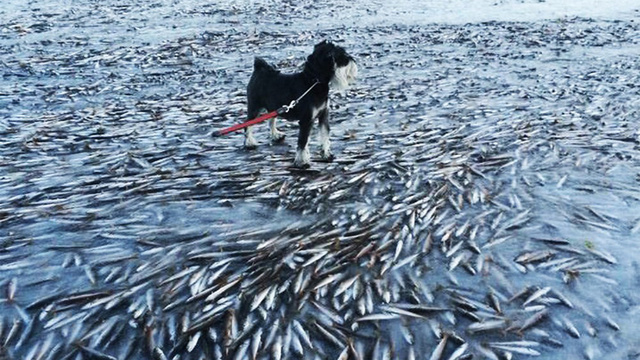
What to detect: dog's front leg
<box><xmin>293</xmin><ymin>120</ymin><xmax>312</xmax><ymax>168</ymax></box>
<box><xmin>244</xmin><ymin>126</ymin><xmax>258</xmax><ymax>149</ymax></box>
<box><xmin>269</xmin><ymin>117</ymin><xmax>286</xmax><ymax>143</ymax></box>
<box><xmin>318</xmin><ymin>108</ymin><xmax>334</xmax><ymax>162</ymax></box>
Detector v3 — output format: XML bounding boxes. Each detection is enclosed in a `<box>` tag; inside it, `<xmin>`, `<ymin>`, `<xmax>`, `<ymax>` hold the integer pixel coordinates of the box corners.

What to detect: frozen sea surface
<box><xmin>2</xmin><ymin>0</ymin><xmax>639</xmax><ymax>44</ymax></box>
<box><xmin>1</xmin><ymin>1</ymin><xmax>640</xmax><ymax>360</ymax></box>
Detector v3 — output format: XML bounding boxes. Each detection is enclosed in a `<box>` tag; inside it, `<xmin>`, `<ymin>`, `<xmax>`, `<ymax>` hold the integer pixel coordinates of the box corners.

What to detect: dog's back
<box><xmin>252</xmin><ymin>57</ymin><xmax>278</xmax><ymax>75</ymax></box>
<box><xmin>248</xmin><ymin>58</ymin><xmax>278</xmax><ymax>93</ymax></box>
<box><xmin>248</xmin><ymin>58</ymin><xmax>283</xmax><ymax>111</ymax></box>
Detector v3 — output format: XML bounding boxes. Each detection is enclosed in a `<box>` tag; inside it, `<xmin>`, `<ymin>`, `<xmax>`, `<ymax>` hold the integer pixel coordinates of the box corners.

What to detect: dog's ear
<box><xmin>315</xmin><ymin>40</ymin><xmax>328</xmax><ymax>48</ymax></box>
<box><xmin>314</xmin><ymin>40</ymin><xmax>335</xmax><ymax>61</ymax></box>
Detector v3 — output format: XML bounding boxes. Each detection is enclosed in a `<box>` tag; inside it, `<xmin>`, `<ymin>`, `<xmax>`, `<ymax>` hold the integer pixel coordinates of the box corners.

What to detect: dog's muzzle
<box><xmin>346</xmin><ymin>61</ymin><xmax>358</xmax><ymax>84</ymax></box>
<box><xmin>332</xmin><ymin>60</ymin><xmax>358</xmax><ymax>91</ymax></box>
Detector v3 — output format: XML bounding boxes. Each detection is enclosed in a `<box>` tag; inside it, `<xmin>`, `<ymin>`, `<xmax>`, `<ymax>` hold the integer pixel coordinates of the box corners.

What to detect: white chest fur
<box><xmin>312</xmin><ymin>100</ymin><xmax>328</xmax><ymax>120</ymax></box>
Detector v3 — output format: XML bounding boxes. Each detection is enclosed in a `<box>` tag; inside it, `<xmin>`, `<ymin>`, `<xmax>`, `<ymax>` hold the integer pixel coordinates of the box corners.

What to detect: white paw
<box><xmin>293</xmin><ymin>147</ymin><xmax>311</xmax><ymax>168</ymax></box>
<box><xmin>245</xmin><ymin>135</ymin><xmax>258</xmax><ymax>149</ymax></box>
<box><xmin>270</xmin><ymin>130</ymin><xmax>286</xmax><ymax>143</ymax></box>
<box><xmin>320</xmin><ymin>150</ymin><xmax>334</xmax><ymax>162</ymax></box>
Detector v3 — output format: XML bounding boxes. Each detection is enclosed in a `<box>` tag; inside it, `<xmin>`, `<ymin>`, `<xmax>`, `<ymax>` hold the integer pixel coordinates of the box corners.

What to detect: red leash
<box><xmin>211</xmin><ymin>80</ymin><xmax>320</xmax><ymax>138</ymax></box>
<box><xmin>211</xmin><ymin>110</ymin><xmax>279</xmax><ymax>137</ymax></box>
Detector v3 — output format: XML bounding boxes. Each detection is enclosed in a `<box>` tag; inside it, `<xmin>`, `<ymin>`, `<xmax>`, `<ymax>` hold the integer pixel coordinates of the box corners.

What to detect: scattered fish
<box><xmin>0</xmin><ymin>9</ymin><xmax>634</xmax><ymax>360</ymax></box>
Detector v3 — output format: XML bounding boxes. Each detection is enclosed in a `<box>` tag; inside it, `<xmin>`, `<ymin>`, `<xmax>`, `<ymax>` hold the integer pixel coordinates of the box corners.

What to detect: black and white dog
<box><xmin>244</xmin><ymin>40</ymin><xmax>357</xmax><ymax>168</ymax></box>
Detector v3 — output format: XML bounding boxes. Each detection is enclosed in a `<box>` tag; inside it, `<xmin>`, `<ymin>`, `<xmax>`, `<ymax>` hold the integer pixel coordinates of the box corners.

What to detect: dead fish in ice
<box><xmin>467</xmin><ymin>319</ymin><xmax>507</xmax><ymax>333</ymax></box>
<box><xmin>518</xmin><ymin>309</ymin><xmax>548</xmax><ymax>333</ymax></box>
<box><xmin>515</xmin><ymin>250</ymin><xmax>555</xmax><ymax>265</ymax></box>
<box><xmin>429</xmin><ymin>333</ymin><xmax>449</xmax><ymax>360</ymax></box>
<box><xmin>586</xmin><ymin>247</ymin><xmax>617</xmax><ymax>264</ymax></box>
<box><xmin>560</xmin><ymin>317</ymin><xmax>580</xmax><ymax>338</ymax></box>
<box><xmin>489</xmin><ymin>340</ymin><xmax>541</xmax><ymax>356</ymax></box>
<box><xmin>356</xmin><ymin>313</ymin><xmax>400</xmax><ymax>322</ymax></box>
<box><xmin>447</xmin><ymin>342</ymin><xmax>469</xmax><ymax>360</ymax></box>
<box><xmin>522</xmin><ymin>287</ymin><xmax>551</xmax><ymax>307</ymax></box>
<box><xmin>6</xmin><ymin>278</ymin><xmax>17</xmax><ymax>302</ymax></box>
<box><xmin>605</xmin><ymin>315</ymin><xmax>620</xmax><ymax>331</ymax></box>
<box><xmin>486</xmin><ymin>291</ymin><xmax>502</xmax><ymax>314</ymax></box>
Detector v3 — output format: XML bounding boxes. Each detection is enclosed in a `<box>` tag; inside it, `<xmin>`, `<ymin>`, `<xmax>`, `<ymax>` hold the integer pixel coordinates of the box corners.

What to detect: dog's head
<box><xmin>306</xmin><ymin>40</ymin><xmax>358</xmax><ymax>91</ymax></box>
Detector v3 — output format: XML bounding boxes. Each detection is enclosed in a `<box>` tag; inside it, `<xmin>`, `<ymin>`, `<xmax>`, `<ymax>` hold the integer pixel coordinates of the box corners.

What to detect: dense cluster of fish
<box><xmin>1</xmin><ymin>1</ymin><xmax>640</xmax><ymax>359</ymax></box>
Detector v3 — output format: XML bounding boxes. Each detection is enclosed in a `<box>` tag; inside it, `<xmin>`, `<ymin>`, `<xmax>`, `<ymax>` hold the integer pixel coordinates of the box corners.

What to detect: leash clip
<box><xmin>276</xmin><ymin>81</ymin><xmax>319</xmax><ymax>115</ymax></box>
<box><xmin>277</xmin><ymin>99</ymin><xmax>298</xmax><ymax>115</ymax></box>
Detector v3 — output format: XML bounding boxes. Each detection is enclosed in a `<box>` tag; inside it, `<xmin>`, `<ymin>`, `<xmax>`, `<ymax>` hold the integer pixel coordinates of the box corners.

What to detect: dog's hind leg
<box><xmin>269</xmin><ymin>117</ymin><xmax>286</xmax><ymax>143</ymax></box>
<box><xmin>293</xmin><ymin>119</ymin><xmax>312</xmax><ymax>168</ymax></box>
<box><xmin>244</xmin><ymin>107</ymin><xmax>260</xmax><ymax>149</ymax></box>
<box><xmin>244</xmin><ymin>126</ymin><xmax>258</xmax><ymax>149</ymax></box>
<box><xmin>317</xmin><ymin>108</ymin><xmax>334</xmax><ymax>162</ymax></box>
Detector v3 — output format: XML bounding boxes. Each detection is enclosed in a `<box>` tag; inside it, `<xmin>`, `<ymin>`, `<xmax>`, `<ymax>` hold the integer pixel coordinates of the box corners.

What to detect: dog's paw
<box><xmin>319</xmin><ymin>151</ymin><xmax>334</xmax><ymax>163</ymax></box>
<box><xmin>292</xmin><ymin>162</ymin><xmax>311</xmax><ymax>169</ymax></box>
<box><xmin>244</xmin><ymin>138</ymin><xmax>258</xmax><ymax>149</ymax></box>
<box><xmin>271</xmin><ymin>132</ymin><xmax>286</xmax><ymax>144</ymax></box>
<box><xmin>294</xmin><ymin>147</ymin><xmax>311</xmax><ymax>168</ymax></box>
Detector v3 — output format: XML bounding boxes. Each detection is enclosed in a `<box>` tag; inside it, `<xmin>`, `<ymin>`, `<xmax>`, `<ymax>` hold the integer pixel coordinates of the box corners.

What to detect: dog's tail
<box><xmin>253</xmin><ymin>57</ymin><xmax>278</xmax><ymax>73</ymax></box>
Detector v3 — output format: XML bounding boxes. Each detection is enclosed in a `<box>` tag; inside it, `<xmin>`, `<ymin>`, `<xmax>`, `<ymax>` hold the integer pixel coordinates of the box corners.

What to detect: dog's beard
<box><xmin>330</xmin><ymin>61</ymin><xmax>358</xmax><ymax>92</ymax></box>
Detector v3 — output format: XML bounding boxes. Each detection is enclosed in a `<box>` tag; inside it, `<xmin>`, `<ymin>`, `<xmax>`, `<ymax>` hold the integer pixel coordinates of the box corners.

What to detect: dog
<box><xmin>244</xmin><ymin>40</ymin><xmax>357</xmax><ymax>168</ymax></box>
